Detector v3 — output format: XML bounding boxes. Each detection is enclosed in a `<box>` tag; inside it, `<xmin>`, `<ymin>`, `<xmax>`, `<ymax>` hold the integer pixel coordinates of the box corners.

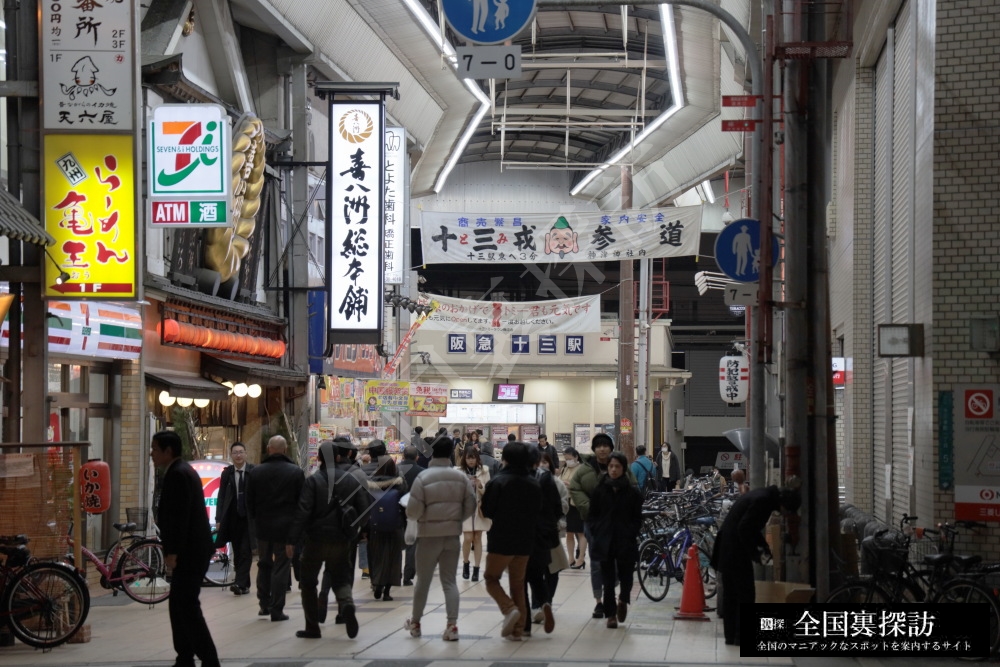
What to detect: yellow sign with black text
<box><xmin>43</xmin><ymin>135</ymin><xmax>136</xmax><ymax>299</ymax></box>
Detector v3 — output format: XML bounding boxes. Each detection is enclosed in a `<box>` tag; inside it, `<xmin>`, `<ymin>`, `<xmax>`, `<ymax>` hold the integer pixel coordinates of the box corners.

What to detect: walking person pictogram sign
<box><xmin>714</xmin><ymin>218</ymin><xmax>780</xmax><ymax>283</ymax></box>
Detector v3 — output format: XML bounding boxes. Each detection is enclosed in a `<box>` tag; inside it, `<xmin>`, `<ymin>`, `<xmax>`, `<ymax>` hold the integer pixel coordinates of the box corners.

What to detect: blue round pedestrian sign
<box><xmin>714</xmin><ymin>218</ymin><xmax>780</xmax><ymax>283</ymax></box>
<box><xmin>442</xmin><ymin>0</ymin><xmax>537</xmax><ymax>45</ymax></box>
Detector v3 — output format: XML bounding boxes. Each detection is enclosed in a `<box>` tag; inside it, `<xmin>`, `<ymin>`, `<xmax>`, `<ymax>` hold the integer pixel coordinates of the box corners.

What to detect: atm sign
<box><xmin>151</xmin><ymin>200</ymin><xmax>227</xmax><ymax>226</ymax></box>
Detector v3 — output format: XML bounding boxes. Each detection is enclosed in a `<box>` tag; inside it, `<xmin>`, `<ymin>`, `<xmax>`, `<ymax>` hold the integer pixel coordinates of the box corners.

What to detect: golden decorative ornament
<box><xmin>204</xmin><ymin>116</ymin><xmax>266</xmax><ymax>283</ymax></box>
<box><xmin>337</xmin><ymin>109</ymin><xmax>374</xmax><ymax>144</ymax></box>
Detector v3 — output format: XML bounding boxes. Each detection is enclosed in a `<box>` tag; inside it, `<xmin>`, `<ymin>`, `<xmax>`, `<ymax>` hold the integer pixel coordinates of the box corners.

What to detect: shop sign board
<box><xmin>148</xmin><ymin>104</ymin><xmax>232</xmax><ymax>227</ymax></box>
<box><xmin>409</xmin><ymin>383</ymin><xmax>448</xmax><ymax>417</ymax></box>
<box><xmin>328</xmin><ymin>101</ymin><xmax>384</xmax><ymax>342</ymax></box>
<box><xmin>419</xmin><ymin>293</ymin><xmax>600</xmax><ymax>334</ymax></box>
<box><xmin>41</xmin><ymin>0</ymin><xmax>135</xmax><ymax>131</ymax></box>
<box><xmin>43</xmin><ymin>134</ymin><xmax>136</xmax><ymax>299</ymax></box>
<box><xmin>953</xmin><ymin>385</ymin><xmax>1000</xmax><ymax>521</ymax></box>
<box><xmin>384</xmin><ymin>127</ymin><xmax>406</xmax><ymax>284</ymax></box>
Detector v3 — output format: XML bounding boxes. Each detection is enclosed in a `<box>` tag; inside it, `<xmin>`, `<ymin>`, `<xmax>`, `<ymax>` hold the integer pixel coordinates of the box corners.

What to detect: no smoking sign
<box><xmin>965</xmin><ymin>389</ymin><xmax>995</xmax><ymax>419</ymax></box>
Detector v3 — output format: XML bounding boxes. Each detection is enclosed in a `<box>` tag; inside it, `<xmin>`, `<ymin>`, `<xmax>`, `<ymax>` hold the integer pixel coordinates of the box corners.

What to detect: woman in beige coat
<box><xmin>458</xmin><ymin>446</ymin><xmax>492</xmax><ymax>581</ymax></box>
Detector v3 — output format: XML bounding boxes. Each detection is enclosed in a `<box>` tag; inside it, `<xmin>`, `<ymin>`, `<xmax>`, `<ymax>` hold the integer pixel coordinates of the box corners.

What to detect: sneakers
<box><xmin>532</xmin><ymin>609</ymin><xmax>544</xmax><ymax>623</ymax></box>
<box><xmin>616</xmin><ymin>599</ymin><xmax>628</xmax><ymax>623</ymax></box>
<box><xmin>500</xmin><ymin>608</ymin><xmax>521</xmax><ymax>637</ymax></box>
<box><xmin>607</xmin><ymin>617</ymin><xmax>619</xmax><ymax>629</ymax></box>
<box><xmin>542</xmin><ymin>602</ymin><xmax>555</xmax><ymax>634</ymax></box>
<box><xmin>404</xmin><ymin>618</ymin><xmax>422</xmax><ymax>638</ymax></box>
<box><xmin>592</xmin><ymin>602</ymin><xmax>605</xmax><ymax>619</ymax></box>
<box><xmin>341</xmin><ymin>603</ymin><xmax>359</xmax><ymax>639</ymax></box>
<box><xmin>442</xmin><ymin>624</ymin><xmax>459</xmax><ymax>641</ymax></box>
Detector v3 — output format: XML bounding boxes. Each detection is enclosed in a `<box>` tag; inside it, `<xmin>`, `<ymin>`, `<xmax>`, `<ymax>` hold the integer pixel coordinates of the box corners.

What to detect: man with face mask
<box><xmin>568</xmin><ymin>433</ymin><xmax>637</xmax><ymax>621</ymax></box>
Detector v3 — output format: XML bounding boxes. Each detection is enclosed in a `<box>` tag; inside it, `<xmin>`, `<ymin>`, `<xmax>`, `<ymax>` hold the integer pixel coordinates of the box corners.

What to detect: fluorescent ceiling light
<box><xmin>701</xmin><ymin>180</ymin><xmax>715</xmax><ymax>203</ymax></box>
<box><xmin>400</xmin><ymin>0</ymin><xmax>491</xmax><ymax>193</ymax></box>
<box><xmin>571</xmin><ymin>4</ymin><xmax>685</xmax><ymax>197</ymax></box>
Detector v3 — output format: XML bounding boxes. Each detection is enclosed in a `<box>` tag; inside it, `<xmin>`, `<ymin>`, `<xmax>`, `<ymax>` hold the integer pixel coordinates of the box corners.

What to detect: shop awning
<box><xmin>0</xmin><ymin>189</ymin><xmax>55</xmax><ymax>246</ymax></box>
<box><xmin>146</xmin><ymin>371</ymin><xmax>231</xmax><ymax>401</ymax></box>
<box><xmin>202</xmin><ymin>355</ymin><xmax>308</xmax><ymax>388</ymax></box>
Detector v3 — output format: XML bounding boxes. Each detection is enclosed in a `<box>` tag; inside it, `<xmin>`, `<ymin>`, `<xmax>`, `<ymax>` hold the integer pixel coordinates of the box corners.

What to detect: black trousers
<box><xmin>599</xmin><ymin>555</ymin><xmax>636</xmax><ymax>617</ymax></box>
<box><xmin>300</xmin><ymin>539</ymin><xmax>353</xmax><ymax>633</ymax></box>
<box><xmin>720</xmin><ymin>559</ymin><xmax>755</xmax><ymax>643</ymax></box>
<box><xmin>256</xmin><ymin>539</ymin><xmax>291</xmax><ymax>615</ymax></box>
<box><xmin>229</xmin><ymin>517</ymin><xmax>253</xmax><ymax>589</ymax></box>
<box><xmin>169</xmin><ymin>564</ymin><xmax>219</xmax><ymax>667</ymax></box>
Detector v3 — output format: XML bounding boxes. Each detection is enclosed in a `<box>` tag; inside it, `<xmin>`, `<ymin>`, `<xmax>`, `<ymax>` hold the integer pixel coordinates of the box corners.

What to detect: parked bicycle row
<box><xmin>829</xmin><ymin>507</ymin><xmax>1000</xmax><ymax>655</ymax></box>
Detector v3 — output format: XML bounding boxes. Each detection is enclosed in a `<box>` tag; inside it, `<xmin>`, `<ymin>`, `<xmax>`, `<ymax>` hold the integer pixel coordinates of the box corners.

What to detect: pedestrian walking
<box><xmin>216</xmin><ymin>442</ymin><xmax>255</xmax><ymax>595</ymax></box>
<box><xmin>366</xmin><ymin>458</ymin><xmax>407</xmax><ymax>601</ymax></box>
<box><xmin>458</xmin><ymin>446</ymin><xmax>491</xmax><ymax>582</ymax></box>
<box><xmin>288</xmin><ymin>440</ymin><xmax>370</xmax><ymax>639</ymax></box>
<box><xmin>150</xmin><ymin>430</ymin><xmax>220</xmax><ymax>667</ymax></box>
<box><xmin>403</xmin><ymin>434</ymin><xmax>476</xmax><ymax>641</ymax></box>
<box><xmin>481</xmin><ymin>441</ymin><xmax>542</xmax><ymax>641</ymax></box>
<box><xmin>559</xmin><ymin>447</ymin><xmax>588</xmax><ymax>569</ymax></box>
<box><xmin>587</xmin><ymin>452</ymin><xmax>644</xmax><ymax>628</ymax></box>
<box><xmin>246</xmin><ymin>435</ymin><xmax>304</xmax><ymax>621</ymax></box>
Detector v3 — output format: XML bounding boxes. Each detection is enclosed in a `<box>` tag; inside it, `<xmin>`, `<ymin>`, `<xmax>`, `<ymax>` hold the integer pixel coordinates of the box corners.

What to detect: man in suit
<box><xmin>151</xmin><ymin>430</ymin><xmax>220</xmax><ymax>667</ymax></box>
<box><xmin>247</xmin><ymin>435</ymin><xmax>304</xmax><ymax>621</ymax></box>
<box><xmin>216</xmin><ymin>441</ymin><xmax>255</xmax><ymax>595</ymax></box>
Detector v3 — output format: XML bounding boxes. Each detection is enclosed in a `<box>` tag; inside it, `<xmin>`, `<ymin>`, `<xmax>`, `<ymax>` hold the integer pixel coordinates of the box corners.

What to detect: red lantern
<box><xmin>80</xmin><ymin>459</ymin><xmax>111</xmax><ymax>514</ymax></box>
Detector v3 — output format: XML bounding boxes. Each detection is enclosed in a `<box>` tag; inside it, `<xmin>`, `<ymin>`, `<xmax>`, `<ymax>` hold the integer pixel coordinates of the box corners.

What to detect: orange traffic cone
<box><xmin>673</xmin><ymin>545</ymin><xmax>711</xmax><ymax>621</ymax></box>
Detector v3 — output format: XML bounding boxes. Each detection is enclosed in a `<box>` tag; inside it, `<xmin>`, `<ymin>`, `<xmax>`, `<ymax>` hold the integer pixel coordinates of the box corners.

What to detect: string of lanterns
<box><xmin>157</xmin><ymin>382</ymin><xmax>262</xmax><ymax>407</ymax></box>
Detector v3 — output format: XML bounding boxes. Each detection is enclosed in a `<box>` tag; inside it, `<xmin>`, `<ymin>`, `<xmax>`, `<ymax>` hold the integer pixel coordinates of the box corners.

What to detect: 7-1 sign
<box><xmin>456</xmin><ymin>46</ymin><xmax>521</xmax><ymax>80</ymax></box>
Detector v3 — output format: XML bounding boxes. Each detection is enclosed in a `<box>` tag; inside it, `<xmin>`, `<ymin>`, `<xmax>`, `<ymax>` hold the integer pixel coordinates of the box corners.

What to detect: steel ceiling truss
<box><xmin>492</xmin><ymin>8</ymin><xmax>656</xmax><ymax>171</ymax></box>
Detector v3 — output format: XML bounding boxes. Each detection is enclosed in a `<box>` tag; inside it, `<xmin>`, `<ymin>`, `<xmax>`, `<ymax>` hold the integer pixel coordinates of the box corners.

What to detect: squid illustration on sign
<box><xmin>60</xmin><ymin>56</ymin><xmax>117</xmax><ymax>100</ymax></box>
<box><xmin>204</xmin><ymin>116</ymin><xmax>265</xmax><ymax>284</ymax></box>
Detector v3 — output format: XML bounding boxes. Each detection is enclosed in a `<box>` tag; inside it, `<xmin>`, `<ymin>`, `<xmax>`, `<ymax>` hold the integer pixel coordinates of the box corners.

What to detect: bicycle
<box><xmin>63</xmin><ymin>523</ymin><xmax>169</xmax><ymax>605</ymax></box>
<box><xmin>202</xmin><ymin>527</ymin><xmax>235</xmax><ymax>588</ymax></box>
<box><xmin>0</xmin><ymin>534</ymin><xmax>90</xmax><ymax>649</ymax></box>
<box><xmin>637</xmin><ymin>509</ymin><xmax>717</xmax><ymax>601</ymax></box>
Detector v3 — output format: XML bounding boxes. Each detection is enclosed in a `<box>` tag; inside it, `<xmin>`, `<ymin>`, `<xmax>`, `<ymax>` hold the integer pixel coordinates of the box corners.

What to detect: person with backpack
<box><xmin>365</xmin><ymin>458</ymin><xmax>407</xmax><ymax>602</ymax></box>
<box><xmin>630</xmin><ymin>445</ymin><xmax>657</xmax><ymax>496</ymax></box>
<box><xmin>287</xmin><ymin>440</ymin><xmax>370</xmax><ymax>639</ymax></box>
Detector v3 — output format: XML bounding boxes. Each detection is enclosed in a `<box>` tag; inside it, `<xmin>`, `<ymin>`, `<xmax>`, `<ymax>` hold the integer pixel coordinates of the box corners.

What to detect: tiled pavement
<box><xmin>0</xmin><ymin>565</ymin><xmax>968</xmax><ymax>667</ymax></box>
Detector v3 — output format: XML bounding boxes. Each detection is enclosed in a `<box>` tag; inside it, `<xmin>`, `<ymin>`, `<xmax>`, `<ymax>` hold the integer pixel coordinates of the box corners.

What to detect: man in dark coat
<box><xmin>397</xmin><ymin>445</ymin><xmax>425</xmax><ymax>585</ymax></box>
<box><xmin>710</xmin><ymin>484</ymin><xmax>801</xmax><ymax>645</ymax></box>
<box><xmin>247</xmin><ymin>435</ymin><xmax>304</xmax><ymax>621</ymax></box>
<box><xmin>288</xmin><ymin>440</ymin><xmax>371</xmax><ymax>639</ymax></box>
<box><xmin>151</xmin><ymin>430</ymin><xmax>219</xmax><ymax>667</ymax></box>
<box><xmin>216</xmin><ymin>441</ymin><xmax>255</xmax><ymax>595</ymax></box>
<box><xmin>481</xmin><ymin>441</ymin><xmax>542</xmax><ymax>642</ymax></box>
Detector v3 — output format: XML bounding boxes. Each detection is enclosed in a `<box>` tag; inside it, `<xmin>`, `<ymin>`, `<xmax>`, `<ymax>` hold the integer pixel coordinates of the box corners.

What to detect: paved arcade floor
<box><xmin>0</xmin><ymin>564</ymin><xmax>965</xmax><ymax>667</ymax></box>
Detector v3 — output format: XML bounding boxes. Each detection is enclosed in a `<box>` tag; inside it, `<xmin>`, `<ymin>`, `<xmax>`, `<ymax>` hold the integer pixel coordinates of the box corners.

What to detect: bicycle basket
<box><xmin>126</xmin><ymin>507</ymin><xmax>149</xmax><ymax>531</ymax></box>
<box><xmin>861</xmin><ymin>532</ymin><xmax>908</xmax><ymax>576</ymax></box>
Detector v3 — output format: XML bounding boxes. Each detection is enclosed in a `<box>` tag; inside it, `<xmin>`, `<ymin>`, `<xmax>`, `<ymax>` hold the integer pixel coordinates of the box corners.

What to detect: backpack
<box><xmin>369</xmin><ymin>487</ymin><xmax>404</xmax><ymax>532</ymax></box>
<box><xmin>634</xmin><ymin>458</ymin><xmax>657</xmax><ymax>495</ymax></box>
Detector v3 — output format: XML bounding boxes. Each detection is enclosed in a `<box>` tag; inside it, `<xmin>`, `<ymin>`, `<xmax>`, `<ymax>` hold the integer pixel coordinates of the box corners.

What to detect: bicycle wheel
<box><xmin>637</xmin><ymin>539</ymin><xmax>670</xmax><ymax>601</ymax></box>
<box><xmin>116</xmin><ymin>539</ymin><xmax>170</xmax><ymax>604</ymax></box>
<box><xmin>203</xmin><ymin>543</ymin><xmax>234</xmax><ymax>587</ymax></box>
<box><xmin>103</xmin><ymin>534</ymin><xmax>143</xmax><ymax>570</ymax></box>
<box><xmin>696</xmin><ymin>545</ymin><xmax>718</xmax><ymax>599</ymax></box>
<box><xmin>933</xmin><ymin>579</ymin><xmax>1000</xmax><ymax>657</ymax></box>
<box><xmin>825</xmin><ymin>580</ymin><xmax>891</xmax><ymax>603</ymax></box>
<box><xmin>2</xmin><ymin>562</ymin><xmax>90</xmax><ymax>649</ymax></box>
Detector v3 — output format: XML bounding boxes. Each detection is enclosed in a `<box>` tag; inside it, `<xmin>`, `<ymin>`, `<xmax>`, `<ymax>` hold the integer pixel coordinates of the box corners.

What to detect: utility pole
<box><xmin>618</xmin><ymin>165</ymin><xmax>635</xmax><ymax>461</ymax></box>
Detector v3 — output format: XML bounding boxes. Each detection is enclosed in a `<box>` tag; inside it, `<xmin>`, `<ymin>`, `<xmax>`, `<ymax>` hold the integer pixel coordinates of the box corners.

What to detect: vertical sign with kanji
<box><xmin>384</xmin><ymin>127</ymin><xmax>406</xmax><ymax>285</ymax></box>
<box><xmin>328</xmin><ymin>101</ymin><xmax>384</xmax><ymax>343</ymax></box>
<box><xmin>41</xmin><ymin>0</ymin><xmax>135</xmax><ymax>131</ymax></box>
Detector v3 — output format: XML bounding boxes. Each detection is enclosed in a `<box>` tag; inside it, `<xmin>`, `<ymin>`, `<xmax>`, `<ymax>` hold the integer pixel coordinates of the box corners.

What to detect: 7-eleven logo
<box><xmin>154</xmin><ymin>119</ymin><xmax>222</xmax><ymax>189</ymax></box>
